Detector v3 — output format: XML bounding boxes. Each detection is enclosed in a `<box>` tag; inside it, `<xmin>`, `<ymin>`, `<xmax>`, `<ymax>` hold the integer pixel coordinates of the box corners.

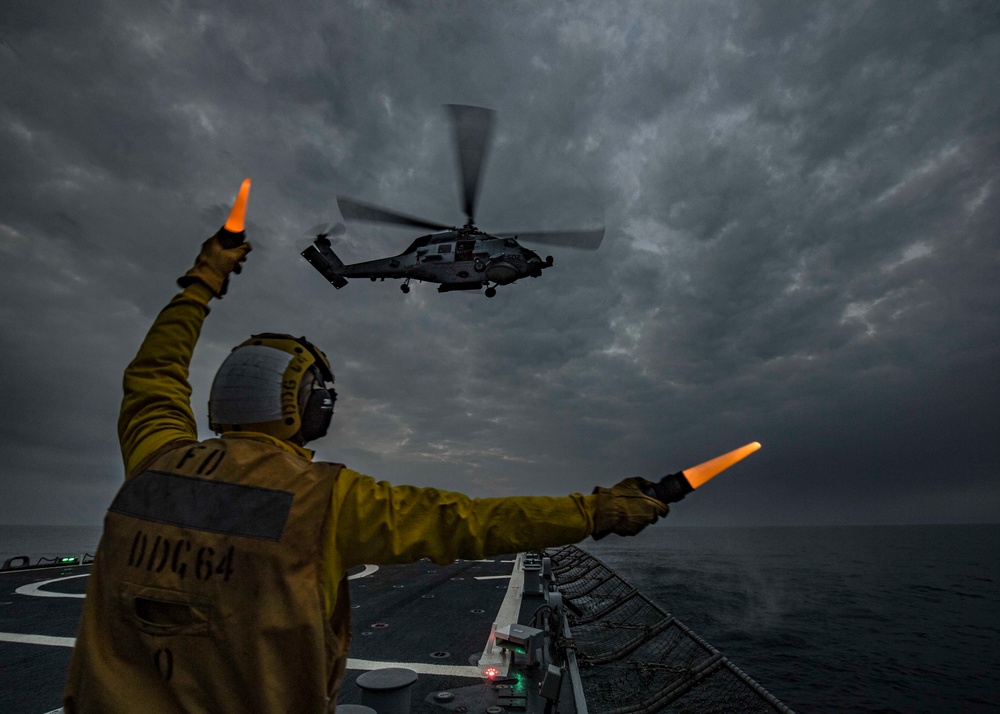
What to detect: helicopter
<box><xmin>301</xmin><ymin>104</ymin><xmax>604</xmax><ymax>298</ymax></box>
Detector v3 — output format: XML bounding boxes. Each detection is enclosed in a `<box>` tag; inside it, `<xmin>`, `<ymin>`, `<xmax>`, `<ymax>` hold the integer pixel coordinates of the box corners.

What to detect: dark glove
<box><xmin>177</xmin><ymin>229</ymin><xmax>252</xmax><ymax>298</ymax></box>
<box><xmin>592</xmin><ymin>477</ymin><xmax>670</xmax><ymax>540</ymax></box>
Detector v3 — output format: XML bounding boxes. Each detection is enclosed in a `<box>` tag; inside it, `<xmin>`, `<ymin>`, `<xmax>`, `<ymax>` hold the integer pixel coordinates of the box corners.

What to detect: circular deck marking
<box><xmin>348</xmin><ymin>564</ymin><xmax>379</xmax><ymax>580</ymax></box>
<box><xmin>15</xmin><ymin>574</ymin><xmax>88</xmax><ymax>599</ymax></box>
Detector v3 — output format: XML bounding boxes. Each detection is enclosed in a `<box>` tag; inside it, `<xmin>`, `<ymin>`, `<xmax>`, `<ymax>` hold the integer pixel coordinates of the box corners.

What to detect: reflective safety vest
<box><xmin>64</xmin><ymin>438</ymin><xmax>346</xmax><ymax>714</ymax></box>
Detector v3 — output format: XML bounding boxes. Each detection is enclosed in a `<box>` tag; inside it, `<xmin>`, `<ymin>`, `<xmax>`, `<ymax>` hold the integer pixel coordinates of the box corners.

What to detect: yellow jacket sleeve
<box><xmin>332</xmin><ymin>468</ymin><xmax>598</xmax><ymax>568</ymax></box>
<box><xmin>118</xmin><ymin>283</ymin><xmax>214</xmax><ymax>477</ymax></box>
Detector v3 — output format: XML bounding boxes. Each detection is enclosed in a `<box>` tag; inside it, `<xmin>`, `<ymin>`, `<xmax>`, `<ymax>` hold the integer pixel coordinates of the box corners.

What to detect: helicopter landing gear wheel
<box><xmin>484</xmin><ymin>287</ymin><xmax>497</xmax><ymax>298</ymax></box>
<box><xmin>401</xmin><ymin>281</ymin><xmax>411</xmax><ymax>294</ymax></box>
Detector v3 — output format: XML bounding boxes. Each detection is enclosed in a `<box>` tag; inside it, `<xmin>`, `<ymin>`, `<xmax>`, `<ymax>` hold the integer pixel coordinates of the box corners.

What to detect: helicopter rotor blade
<box><xmin>501</xmin><ymin>227</ymin><xmax>605</xmax><ymax>251</ymax></box>
<box><xmin>305</xmin><ymin>222</ymin><xmax>347</xmax><ymax>239</ymax></box>
<box><xmin>306</xmin><ymin>222</ymin><xmax>332</xmax><ymax>237</ymax></box>
<box><xmin>446</xmin><ymin>104</ymin><xmax>495</xmax><ymax>224</ymax></box>
<box><xmin>337</xmin><ymin>196</ymin><xmax>452</xmax><ymax>231</ymax></box>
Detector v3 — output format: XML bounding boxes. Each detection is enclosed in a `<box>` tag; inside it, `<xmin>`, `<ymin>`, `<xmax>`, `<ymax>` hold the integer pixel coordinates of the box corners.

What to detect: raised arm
<box><xmin>118</xmin><ymin>283</ymin><xmax>215</xmax><ymax>476</ymax></box>
<box><xmin>118</xmin><ymin>180</ymin><xmax>253</xmax><ymax>477</ymax></box>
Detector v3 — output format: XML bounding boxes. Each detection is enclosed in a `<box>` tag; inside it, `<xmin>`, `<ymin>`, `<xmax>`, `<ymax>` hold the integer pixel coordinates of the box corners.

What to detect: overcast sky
<box><xmin>0</xmin><ymin>1</ymin><xmax>997</xmax><ymax>528</ymax></box>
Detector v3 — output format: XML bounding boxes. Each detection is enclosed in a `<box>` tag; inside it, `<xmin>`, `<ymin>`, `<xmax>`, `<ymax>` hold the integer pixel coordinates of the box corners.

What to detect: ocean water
<box><xmin>0</xmin><ymin>524</ymin><xmax>102</xmax><ymax>566</ymax></box>
<box><xmin>2</xmin><ymin>524</ymin><xmax>997</xmax><ymax>712</ymax></box>
<box><xmin>582</xmin><ymin>525</ymin><xmax>1000</xmax><ymax>714</ymax></box>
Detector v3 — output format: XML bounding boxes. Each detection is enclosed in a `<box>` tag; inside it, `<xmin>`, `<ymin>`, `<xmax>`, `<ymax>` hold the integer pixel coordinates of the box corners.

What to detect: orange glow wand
<box><xmin>218</xmin><ymin>178</ymin><xmax>251</xmax><ymax>249</ymax></box>
<box><xmin>644</xmin><ymin>442</ymin><xmax>762</xmax><ymax>503</ymax></box>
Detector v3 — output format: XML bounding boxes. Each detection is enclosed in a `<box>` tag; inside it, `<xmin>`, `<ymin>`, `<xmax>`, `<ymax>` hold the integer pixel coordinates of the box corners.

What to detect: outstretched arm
<box><xmin>332</xmin><ymin>471</ymin><xmax>600</xmax><ymax>568</ymax></box>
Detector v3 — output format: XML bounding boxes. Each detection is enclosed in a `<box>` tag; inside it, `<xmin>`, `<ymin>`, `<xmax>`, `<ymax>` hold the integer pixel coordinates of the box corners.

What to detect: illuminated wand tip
<box><xmin>645</xmin><ymin>441</ymin><xmax>762</xmax><ymax>504</ymax></box>
<box><xmin>683</xmin><ymin>441</ymin><xmax>761</xmax><ymax>490</ymax></box>
<box><xmin>223</xmin><ymin>178</ymin><xmax>251</xmax><ymax>233</ymax></box>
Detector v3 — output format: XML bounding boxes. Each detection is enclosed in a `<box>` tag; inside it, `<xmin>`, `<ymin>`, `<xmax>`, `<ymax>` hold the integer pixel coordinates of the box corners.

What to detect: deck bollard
<box><xmin>337</xmin><ymin>706</ymin><xmax>377</xmax><ymax>714</ymax></box>
<box><xmin>356</xmin><ymin>667</ymin><xmax>418</xmax><ymax>714</ymax></box>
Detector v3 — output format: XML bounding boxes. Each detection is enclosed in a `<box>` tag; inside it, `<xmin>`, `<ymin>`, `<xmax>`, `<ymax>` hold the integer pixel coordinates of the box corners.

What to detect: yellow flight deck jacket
<box><xmin>64</xmin><ymin>281</ymin><xmax>598</xmax><ymax>713</ymax></box>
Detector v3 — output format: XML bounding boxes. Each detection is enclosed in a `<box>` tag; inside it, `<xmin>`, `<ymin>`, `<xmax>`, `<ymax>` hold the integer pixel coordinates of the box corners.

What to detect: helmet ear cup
<box><xmin>300</xmin><ymin>387</ymin><xmax>334</xmax><ymax>443</ymax></box>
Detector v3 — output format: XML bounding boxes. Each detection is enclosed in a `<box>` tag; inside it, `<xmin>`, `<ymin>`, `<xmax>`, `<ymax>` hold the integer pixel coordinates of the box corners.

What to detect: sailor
<box><xmin>63</xmin><ymin>181</ymin><xmax>668</xmax><ymax>713</ymax></box>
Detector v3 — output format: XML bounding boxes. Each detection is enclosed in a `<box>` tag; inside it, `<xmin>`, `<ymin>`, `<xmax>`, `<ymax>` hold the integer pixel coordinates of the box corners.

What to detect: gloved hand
<box><xmin>592</xmin><ymin>477</ymin><xmax>670</xmax><ymax>540</ymax></box>
<box><xmin>177</xmin><ymin>229</ymin><xmax>252</xmax><ymax>298</ymax></box>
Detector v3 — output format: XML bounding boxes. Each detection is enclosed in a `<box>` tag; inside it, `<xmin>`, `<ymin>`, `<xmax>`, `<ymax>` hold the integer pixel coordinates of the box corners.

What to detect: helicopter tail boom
<box><xmin>301</xmin><ymin>239</ymin><xmax>349</xmax><ymax>289</ymax></box>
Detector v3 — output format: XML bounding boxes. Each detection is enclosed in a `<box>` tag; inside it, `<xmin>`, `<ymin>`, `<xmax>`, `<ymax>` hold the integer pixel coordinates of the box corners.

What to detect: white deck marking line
<box><xmin>0</xmin><ymin>631</ymin><xmax>76</xmax><ymax>647</ymax></box>
<box><xmin>15</xmin><ymin>574</ymin><xmax>88</xmax><ymax>599</ymax></box>
<box><xmin>0</xmin><ymin>633</ymin><xmax>490</xmax><ymax>681</ymax></box>
<box><xmin>347</xmin><ymin>564</ymin><xmax>379</xmax><ymax>580</ymax></box>
<box><xmin>346</xmin><ymin>658</ymin><xmax>482</xmax><ymax>677</ymax></box>
<box><xmin>476</xmin><ymin>552</ymin><xmax>524</xmax><ymax>675</ymax></box>
<box><xmin>9</xmin><ymin>565</ymin><xmax>377</xmax><ymax>599</ymax></box>
<box><xmin>474</xmin><ymin>575</ymin><xmax>512</xmax><ymax>581</ymax></box>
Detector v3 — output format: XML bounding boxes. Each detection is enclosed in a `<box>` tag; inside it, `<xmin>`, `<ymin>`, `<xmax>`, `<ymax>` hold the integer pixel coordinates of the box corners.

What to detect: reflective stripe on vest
<box><xmin>109</xmin><ymin>470</ymin><xmax>293</xmax><ymax>541</ymax></box>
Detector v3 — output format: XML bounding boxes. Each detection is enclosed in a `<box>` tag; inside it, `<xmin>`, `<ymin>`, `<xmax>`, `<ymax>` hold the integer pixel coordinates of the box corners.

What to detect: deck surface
<box><xmin>1</xmin><ymin>555</ymin><xmax>522</xmax><ymax>713</ymax></box>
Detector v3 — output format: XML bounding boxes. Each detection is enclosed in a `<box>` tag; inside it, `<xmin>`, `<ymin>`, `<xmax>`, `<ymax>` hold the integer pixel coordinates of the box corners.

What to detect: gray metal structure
<box><xmin>546</xmin><ymin>545</ymin><xmax>796</xmax><ymax>714</ymax></box>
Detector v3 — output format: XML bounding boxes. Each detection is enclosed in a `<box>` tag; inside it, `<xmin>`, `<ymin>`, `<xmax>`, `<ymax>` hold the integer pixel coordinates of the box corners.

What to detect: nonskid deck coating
<box><xmin>1</xmin><ymin>554</ymin><xmax>522</xmax><ymax>713</ymax></box>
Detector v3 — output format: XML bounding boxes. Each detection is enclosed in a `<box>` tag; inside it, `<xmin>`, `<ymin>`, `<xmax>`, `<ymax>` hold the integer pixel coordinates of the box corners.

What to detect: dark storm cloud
<box><xmin>0</xmin><ymin>1</ymin><xmax>997</xmax><ymax>527</ymax></box>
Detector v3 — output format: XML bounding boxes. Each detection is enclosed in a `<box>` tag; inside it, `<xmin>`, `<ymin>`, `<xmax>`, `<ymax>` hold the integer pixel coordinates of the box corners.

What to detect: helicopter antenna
<box><xmin>446</xmin><ymin>104</ymin><xmax>495</xmax><ymax>226</ymax></box>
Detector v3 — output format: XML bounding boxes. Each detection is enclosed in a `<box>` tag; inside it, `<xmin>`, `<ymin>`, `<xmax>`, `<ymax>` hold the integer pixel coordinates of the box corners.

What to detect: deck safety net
<box><xmin>547</xmin><ymin>545</ymin><xmax>796</xmax><ymax>714</ymax></box>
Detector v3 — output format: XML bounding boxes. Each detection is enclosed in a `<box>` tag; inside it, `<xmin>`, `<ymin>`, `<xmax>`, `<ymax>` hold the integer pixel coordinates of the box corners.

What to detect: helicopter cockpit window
<box><xmin>437</xmin><ymin>244</ymin><xmax>452</xmax><ymax>254</ymax></box>
<box><xmin>503</xmin><ymin>239</ymin><xmax>518</xmax><ymax>248</ymax></box>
